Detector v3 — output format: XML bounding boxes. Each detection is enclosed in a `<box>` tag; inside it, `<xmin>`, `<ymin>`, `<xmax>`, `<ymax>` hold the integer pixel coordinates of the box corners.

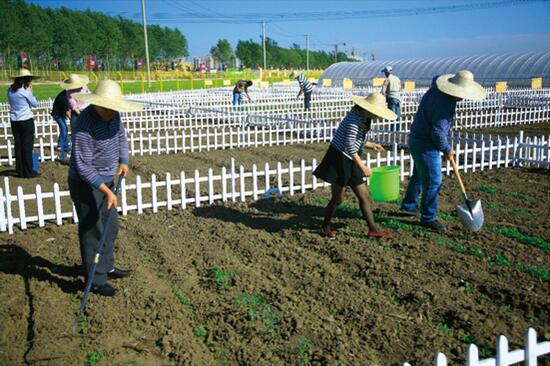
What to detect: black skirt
<box><xmin>313</xmin><ymin>145</ymin><xmax>366</xmax><ymax>187</ymax></box>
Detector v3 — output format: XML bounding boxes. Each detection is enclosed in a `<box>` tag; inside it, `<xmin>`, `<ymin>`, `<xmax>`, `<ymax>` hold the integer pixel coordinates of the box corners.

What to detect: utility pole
<box><xmin>305</xmin><ymin>34</ymin><xmax>310</xmax><ymax>74</ymax></box>
<box><xmin>141</xmin><ymin>0</ymin><xmax>151</xmax><ymax>87</ymax></box>
<box><xmin>333</xmin><ymin>42</ymin><xmax>345</xmax><ymax>64</ymax></box>
<box><xmin>262</xmin><ymin>20</ymin><xmax>267</xmax><ymax>71</ymax></box>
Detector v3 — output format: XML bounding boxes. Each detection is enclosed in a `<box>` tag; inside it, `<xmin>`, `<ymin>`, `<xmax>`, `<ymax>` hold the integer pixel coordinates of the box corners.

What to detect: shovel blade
<box><xmin>456</xmin><ymin>199</ymin><xmax>484</xmax><ymax>232</ymax></box>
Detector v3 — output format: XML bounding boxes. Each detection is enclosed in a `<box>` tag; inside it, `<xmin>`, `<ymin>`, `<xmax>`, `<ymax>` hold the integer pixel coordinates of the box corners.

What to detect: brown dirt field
<box><xmin>0</xmin><ymin>142</ymin><xmax>549</xmax><ymax>366</ymax></box>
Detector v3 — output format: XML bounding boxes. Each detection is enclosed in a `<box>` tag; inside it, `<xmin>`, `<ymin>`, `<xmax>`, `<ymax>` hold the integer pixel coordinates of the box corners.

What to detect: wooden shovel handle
<box><xmin>449</xmin><ymin>155</ymin><xmax>467</xmax><ymax>196</ymax></box>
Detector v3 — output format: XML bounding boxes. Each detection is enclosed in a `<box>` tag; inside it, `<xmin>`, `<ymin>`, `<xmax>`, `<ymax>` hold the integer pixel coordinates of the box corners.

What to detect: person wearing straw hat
<box><xmin>313</xmin><ymin>92</ymin><xmax>396</xmax><ymax>239</ymax></box>
<box><xmin>65</xmin><ymin>73</ymin><xmax>90</xmax><ymax>127</ymax></box>
<box><xmin>7</xmin><ymin>69</ymin><xmax>39</xmax><ymax>178</ymax></box>
<box><xmin>68</xmin><ymin>79</ymin><xmax>142</xmax><ymax>297</ymax></box>
<box><xmin>51</xmin><ymin>74</ymin><xmax>90</xmax><ymax>164</ymax></box>
<box><xmin>401</xmin><ymin>70</ymin><xmax>485</xmax><ymax>232</ymax></box>
<box><xmin>380</xmin><ymin>66</ymin><xmax>402</xmax><ymax>131</ymax></box>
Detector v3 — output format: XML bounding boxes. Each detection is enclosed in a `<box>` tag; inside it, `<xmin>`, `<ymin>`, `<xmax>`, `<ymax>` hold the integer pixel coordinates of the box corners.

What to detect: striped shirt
<box><xmin>69</xmin><ymin>106</ymin><xmax>129</xmax><ymax>188</ymax></box>
<box><xmin>297</xmin><ymin>74</ymin><xmax>314</xmax><ymax>93</ymax></box>
<box><xmin>330</xmin><ymin>109</ymin><xmax>369</xmax><ymax>159</ymax></box>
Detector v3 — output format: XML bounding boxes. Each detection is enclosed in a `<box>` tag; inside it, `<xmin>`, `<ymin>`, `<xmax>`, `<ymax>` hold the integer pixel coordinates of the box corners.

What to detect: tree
<box><xmin>210</xmin><ymin>39</ymin><xmax>233</xmax><ymax>65</ymax></box>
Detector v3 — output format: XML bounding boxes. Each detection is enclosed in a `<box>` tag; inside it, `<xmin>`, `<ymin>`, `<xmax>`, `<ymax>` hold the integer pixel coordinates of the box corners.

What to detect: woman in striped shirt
<box><xmin>313</xmin><ymin>93</ymin><xmax>396</xmax><ymax>239</ymax></box>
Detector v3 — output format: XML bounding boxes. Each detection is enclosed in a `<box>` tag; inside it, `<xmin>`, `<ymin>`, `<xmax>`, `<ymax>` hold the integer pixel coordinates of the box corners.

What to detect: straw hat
<box><xmin>73</xmin><ymin>80</ymin><xmax>143</xmax><ymax>113</ymax></box>
<box><xmin>60</xmin><ymin>73</ymin><xmax>89</xmax><ymax>90</ymax></box>
<box><xmin>352</xmin><ymin>93</ymin><xmax>397</xmax><ymax>120</ymax></box>
<box><xmin>11</xmin><ymin>68</ymin><xmax>39</xmax><ymax>79</ymax></box>
<box><xmin>436</xmin><ymin>70</ymin><xmax>485</xmax><ymax>100</ymax></box>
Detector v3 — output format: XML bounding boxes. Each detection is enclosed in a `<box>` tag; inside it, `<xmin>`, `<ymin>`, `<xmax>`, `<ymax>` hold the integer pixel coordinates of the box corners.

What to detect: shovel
<box><xmin>449</xmin><ymin>155</ymin><xmax>484</xmax><ymax>232</ymax></box>
<box><xmin>72</xmin><ymin>176</ymin><xmax>123</xmax><ymax>335</ymax></box>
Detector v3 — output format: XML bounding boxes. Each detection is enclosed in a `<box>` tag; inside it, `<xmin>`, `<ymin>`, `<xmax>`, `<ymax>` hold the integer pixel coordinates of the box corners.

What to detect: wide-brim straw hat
<box><xmin>73</xmin><ymin>79</ymin><xmax>143</xmax><ymax>113</ymax></box>
<box><xmin>60</xmin><ymin>73</ymin><xmax>89</xmax><ymax>90</ymax></box>
<box><xmin>436</xmin><ymin>70</ymin><xmax>485</xmax><ymax>100</ymax></box>
<box><xmin>352</xmin><ymin>93</ymin><xmax>397</xmax><ymax>120</ymax></box>
<box><xmin>11</xmin><ymin>68</ymin><xmax>39</xmax><ymax>79</ymax></box>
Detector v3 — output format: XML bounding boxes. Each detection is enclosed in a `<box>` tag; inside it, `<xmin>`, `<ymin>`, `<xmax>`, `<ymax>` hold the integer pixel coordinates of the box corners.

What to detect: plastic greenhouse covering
<box><xmin>318</xmin><ymin>51</ymin><xmax>550</xmax><ymax>87</ymax></box>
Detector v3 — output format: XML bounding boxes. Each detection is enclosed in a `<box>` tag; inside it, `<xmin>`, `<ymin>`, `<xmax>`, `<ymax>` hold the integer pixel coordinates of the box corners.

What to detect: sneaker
<box><xmin>91</xmin><ymin>282</ymin><xmax>118</xmax><ymax>296</ymax></box>
<box><xmin>400</xmin><ymin>207</ymin><xmax>420</xmax><ymax>216</ymax></box>
<box><xmin>420</xmin><ymin>220</ymin><xmax>445</xmax><ymax>232</ymax></box>
<box><xmin>108</xmin><ymin>267</ymin><xmax>133</xmax><ymax>279</ymax></box>
<box><xmin>320</xmin><ymin>227</ymin><xmax>337</xmax><ymax>238</ymax></box>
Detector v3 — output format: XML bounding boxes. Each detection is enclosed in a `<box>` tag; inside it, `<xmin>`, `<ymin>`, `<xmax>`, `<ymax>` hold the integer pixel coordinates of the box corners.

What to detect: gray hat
<box><xmin>381</xmin><ymin>66</ymin><xmax>392</xmax><ymax>73</ymax></box>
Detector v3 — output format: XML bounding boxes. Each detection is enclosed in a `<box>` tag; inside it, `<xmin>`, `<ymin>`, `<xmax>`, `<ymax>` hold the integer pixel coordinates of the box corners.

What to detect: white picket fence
<box><xmin>403</xmin><ymin>328</ymin><xmax>550</xmax><ymax>366</ymax></box>
<box><xmin>2</xmin><ymin>130</ymin><xmax>548</xmax><ymax>233</ymax></box>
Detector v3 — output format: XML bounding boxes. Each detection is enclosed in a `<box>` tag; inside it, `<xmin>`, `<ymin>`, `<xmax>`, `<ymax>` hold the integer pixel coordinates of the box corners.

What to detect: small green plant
<box><xmin>157</xmin><ymin>271</ymin><xmax>168</xmax><ymax>279</ymax></box>
<box><xmin>237</xmin><ymin>292</ymin><xmax>281</xmax><ymax>337</ymax></box>
<box><xmin>86</xmin><ymin>349</ymin><xmax>103</xmax><ymax>366</ymax></box>
<box><xmin>515</xmin><ymin>263</ymin><xmax>550</xmax><ymax>281</ymax></box>
<box><xmin>527</xmin><ymin>316</ymin><xmax>539</xmax><ymax>324</ymax></box>
<box><xmin>498</xmin><ymin>305</ymin><xmax>511</xmax><ymax>313</ymax></box>
<box><xmin>464</xmin><ymin>283</ymin><xmax>475</xmax><ymax>295</ymax></box>
<box><xmin>492</xmin><ymin>253</ymin><xmax>512</xmax><ymax>267</ymax></box>
<box><xmin>386</xmin><ymin>291</ymin><xmax>399</xmax><ymax>305</ymax></box>
<box><xmin>78</xmin><ymin>316</ymin><xmax>88</xmax><ymax>335</ymax></box>
<box><xmin>295</xmin><ymin>336</ymin><xmax>312</xmax><ymax>365</ymax></box>
<box><xmin>439</xmin><ymin>212</ymin><xmax>459</xmax><ymax>224</ymax></box>
<box><xmin>206</xmin><ymin>339</ymin><xmax>224</xmax><ymax>359</ymax></box>
<box><xmin>477</xmin><ymin>184</ymin><xmax>497</xmax><ymax>193</ymax></box>
<box><xmin>208</xmin><ymin>266</ymin><xmax>236</xmax><ymax>290</ymax></box>
<box><xmin>194</xmin><ymin>326</ymin><xmax>208</xmax><ymax>338</ymax></box>
<box><xmin>174</xmin><ymin>288</ymin><xmax>193</xmax><ymax>308</ymax></box>
<box><xmin>142</xmin><ymin>255</ymin><xmax>150</xmax><ymax>264</ymax></box>
<box><xmin>438</xmin><ymin>323</ymin><xmax>453</xmax><ymax>335</ymax></box>
<box><xmin>491</xmin><ymin>227</ymin><xmax>549</xmax><ymax>251</ymax></box>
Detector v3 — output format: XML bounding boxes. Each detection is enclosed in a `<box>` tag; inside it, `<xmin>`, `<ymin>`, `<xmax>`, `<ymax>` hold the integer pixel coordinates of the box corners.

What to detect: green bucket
<box><xmin>369</xmin><ymin>165</ymin><xmax>400</xmax><ymax>202</ymax></box>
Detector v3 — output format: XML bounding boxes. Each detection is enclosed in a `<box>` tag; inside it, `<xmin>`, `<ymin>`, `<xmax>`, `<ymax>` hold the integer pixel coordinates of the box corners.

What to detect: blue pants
<box><xmin>53</xmin><ymin>115</ymin><xmax>70</xmax><ymax>160</ymax></box>
<box><xmin>387</xmin><ymin>97</ymin><xmax>401</xmax><ymax>131</ymax></box>
<box><xmin>401</xmin><ymin>147</ymin><xmax>442</xmax><ymax>222</ymax></box>
<box><xmin>232</xmin><ymin>92</ymin><xmax>243</xmax><ymax>106</ymax></box>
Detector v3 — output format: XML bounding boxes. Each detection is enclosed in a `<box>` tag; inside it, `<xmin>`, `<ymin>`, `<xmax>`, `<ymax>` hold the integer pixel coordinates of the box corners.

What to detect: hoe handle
<box><xmin>449</xmin><ymin>155</ymin><xmax>467</xmax><ymax>197</ymax></box>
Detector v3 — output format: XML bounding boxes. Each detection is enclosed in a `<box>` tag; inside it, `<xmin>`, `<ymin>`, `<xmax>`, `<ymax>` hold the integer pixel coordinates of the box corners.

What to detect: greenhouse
<box><xmin>318</xmin><ymin>51</ymin><xmax>550</xmax><ymax>87</ymax></box>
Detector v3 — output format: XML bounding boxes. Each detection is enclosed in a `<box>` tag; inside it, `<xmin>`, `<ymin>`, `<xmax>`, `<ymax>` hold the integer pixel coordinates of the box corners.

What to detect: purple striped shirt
<box><xmin>69</xmin><ymin>106</ymin><xmax>128</xmax><ymax>188</ymax></box>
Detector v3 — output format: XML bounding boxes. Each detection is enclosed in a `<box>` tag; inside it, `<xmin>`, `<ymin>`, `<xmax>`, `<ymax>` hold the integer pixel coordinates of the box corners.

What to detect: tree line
<box><xmin>212</xmin><ymin>38</ymin><xmax>353</xmax><ymax>69</ymax></box>
<box><xmin>0</xmin><ymin>0</ymin><xmax>188</xmax><ymax>70</ymax></box>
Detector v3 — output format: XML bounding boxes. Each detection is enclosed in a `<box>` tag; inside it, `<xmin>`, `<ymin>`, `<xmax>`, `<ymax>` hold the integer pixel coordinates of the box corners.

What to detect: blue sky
<box><xmin>30</xmin><ymin>0</ymin><xmax>550</xmax><ymax>61</ymax></box>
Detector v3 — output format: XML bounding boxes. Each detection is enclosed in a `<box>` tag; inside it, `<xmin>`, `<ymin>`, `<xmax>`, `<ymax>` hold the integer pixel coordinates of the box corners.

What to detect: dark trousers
<box><xmin>11</xmin><ymin>119</ymin><xmax>35</xmax><ymax>178</ymax></box>
<box><xmin>304</xmin><ymin>91</ymin><xmax>312</xmax><ymax>111</ymax></box>
<box><xmin>69</xmin><ymin>179</ymin><xmax>118</xmax><ymax>286</ymax></box>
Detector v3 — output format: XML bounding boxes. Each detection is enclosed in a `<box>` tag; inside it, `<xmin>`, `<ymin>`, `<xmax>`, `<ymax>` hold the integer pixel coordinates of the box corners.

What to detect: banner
<box><xmin>86</xmin><ymin>57</ymin><xmax>96</xmax><ymax>71</ymax></box>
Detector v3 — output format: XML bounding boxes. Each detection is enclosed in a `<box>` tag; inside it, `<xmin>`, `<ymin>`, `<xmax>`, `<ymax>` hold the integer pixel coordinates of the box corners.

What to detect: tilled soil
<box><xmin>0</xmin><ymin>143</ymin><xmax>549</xmax><ymax>366</ymax></box>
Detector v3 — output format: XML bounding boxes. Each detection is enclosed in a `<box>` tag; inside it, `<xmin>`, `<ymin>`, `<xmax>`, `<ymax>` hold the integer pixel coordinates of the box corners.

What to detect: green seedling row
<box><xmin>208</xmin><ymin>266</ymin><xmax>236</xmax><ymax>290</ymax></box>
<box><xmin>236</xmin><ymin>292</ymin><xmax>281</xmax><ymax>337</ymax></box>
<box><xmin>491</xmin><ymin>226</ymin><xmax>550</xmax><ymax>251</ymax></box>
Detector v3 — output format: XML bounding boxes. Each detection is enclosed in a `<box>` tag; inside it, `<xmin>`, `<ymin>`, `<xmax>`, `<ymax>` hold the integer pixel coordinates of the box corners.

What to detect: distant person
<box><xmin>51</xmin><ymin>74</ymin><xmax>89</xmax><ymax>164</ymax></box>
<box><xmin>380</xmin><ymin>66</ymin><xmax>402</xmax><ymax>131</ymax></box>
<box><xmin>69</xmin><ymin>80</ymin><xmax>143</xmax><ymax>296</ymax></box>
<box><xmin>291</xmin><ymin>72</ymin><xmax>314</xmax><ymax>111</ymax></box>
<box><xmin>313</xmin><ymin>93</ymin><xmax>396</xmax><ymax>239</ymax></box>
<box><xmin>66</xmin><ymin>74</ymin><xmax>90</xmax><ymax>129</ymax></box>
<box><xmin>401</xmin><ymin>70</ymin><xmax>485</xmax><ymax>232</ymax></box>
<box><xmin>7</xmin><ymin>69</ymin><xmax>39</xmax><ymax>178</ymax></box>
<box><xmin>232</xmin><ymin>80</ymin><xmax>253</xmax><ymax>106</ymax></box>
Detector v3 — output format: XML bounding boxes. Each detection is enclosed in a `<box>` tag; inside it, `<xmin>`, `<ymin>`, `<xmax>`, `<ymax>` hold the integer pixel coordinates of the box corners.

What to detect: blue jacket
<box><xmin>409</xmin><ymin>79</ymin><xmax>456</xmax><ymax>153</ymax></box>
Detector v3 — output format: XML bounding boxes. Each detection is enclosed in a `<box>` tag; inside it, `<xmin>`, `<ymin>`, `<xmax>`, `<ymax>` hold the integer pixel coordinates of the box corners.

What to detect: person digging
<box><xmin>401</xmin><ymin>70</ymin><xmax>485</xmax><ymax>232</ymax></box>
<box><xmin>313</xmin><ymin>92</ymin><xmax>396</xmax><ymax>239</ymax></box>
<box><xmin>69</xmin><ymin>80</ymin><xmax>143</xmax><ymax>296</ymax></box>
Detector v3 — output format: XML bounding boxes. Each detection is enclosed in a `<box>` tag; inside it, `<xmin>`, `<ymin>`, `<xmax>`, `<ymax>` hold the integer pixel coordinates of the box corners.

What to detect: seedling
<box><xmin>86</xmin><ymin>348</ymin><xmax>103</xmax><ymax>366</ymax></box>
<box><xmin>78</xmin><ymin>316</ymin><xmax>88</xmax><ymax>335</ymax></box>
<box><xmin>499</xmin><ymin>305</ymin><xmax>511</xmax><ymax>313</ymax></box>
<box><xmin>294</xmin><ymin>336</ymin><xmax>312</xmax><ymax>365</ymax></box>
<box><xmin>194</xmin><ymin>326</ymin><xmax>208</xmax><ymax>338</ymax></box>
<box><xmin>236</xmin><ymin>292</ymin><xmax>281</xmax><ymax>337</ymax></box>
<box><xmin>208</xmin><ymin>266</ymin><xmax>235</xmax><ymax>290</ymax></box>
<box><xmin>477</xmin><ymin>184</ymin><xmax>497</xmax><ymax>193</ymax></box>
<box><xmin>463</xmin><ymin>283</ymin><xmax>475</xmax><ymax>295</ymax></box>
<box><xmin>142</xmin><ymin>255</ymin><xmax>150</xmax><ymax>264</ymax></box>
<box><xmin>174</xmin><ymin>288</ymin><xmax>193</xmax><ymax>308</ymax></box>
<box><xmin>386</xmin><ymin>291</ymin><xmax>399</xmax><ymax>305</ymax></box>
<box><xmin>438</xmin><ymin>323</ymin><xmax>453</xmax><ymax>335</ymax></box>
<box><xmin>157</xmin><ymin>271</ymin><xmax>168</xmax><ymax>279</ymax></box>
<box><xmin>491</xmin><ymin>227</ymin><xmax>549</xmax><ymax>251</ymax></box>
<box><xmin>439</xmin><ymin>212</ymin><xmax>459</xmax><ymax>224</ymax></box>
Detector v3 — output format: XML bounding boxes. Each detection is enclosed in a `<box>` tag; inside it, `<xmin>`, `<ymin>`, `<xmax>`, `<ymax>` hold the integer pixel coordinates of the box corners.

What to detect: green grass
<box><xmin>294</xmin><ymin>336</ymin><xmax>312</xmax><ymax>365</ymax></box>
<box><xmin>0</xmin><ymin>75</ymin><xmax>293</xmax><ymax>103</ymax></box>
<box><xmin>439</xmin><ymin>212</ymin><xmax>459</xmax><ymax>224</ymax></box>
<box><xmin>438</xmin><ymin>323</ymin><xmax>453</xmax><ymax>335</ymax></box>
<box><xmin>208</xmin><ymin>266</ymin><xmax>235</xmax><ymax>290</ymax></box>
<box><xmin>86</xmin><ymin>349</ymin><xmax>103</xmax><ymax>366</ymax></box>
